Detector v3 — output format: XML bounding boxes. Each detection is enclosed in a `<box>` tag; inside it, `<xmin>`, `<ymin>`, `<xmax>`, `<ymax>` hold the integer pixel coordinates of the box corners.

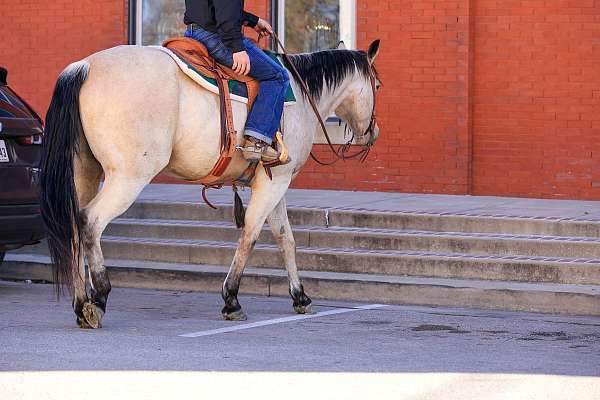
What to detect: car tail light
<box><xmin>16</xmin><ymin>134</ymin><xmax>42</xmax><ymax>145</ymax></box>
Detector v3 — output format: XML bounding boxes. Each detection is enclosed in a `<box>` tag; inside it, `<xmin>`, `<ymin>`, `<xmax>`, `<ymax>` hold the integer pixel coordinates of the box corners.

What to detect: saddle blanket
<box><xmin>155</xmin><ymin>46</ymin><xmax>296</xmax><ymax>106</ymax></box>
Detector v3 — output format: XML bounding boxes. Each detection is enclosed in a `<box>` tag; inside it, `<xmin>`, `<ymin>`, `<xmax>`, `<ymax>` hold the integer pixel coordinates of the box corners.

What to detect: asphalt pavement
<box><xmin>1</xmin><ymin>279</ymin><xmax>599</xmax><ymax>375</ymax></box>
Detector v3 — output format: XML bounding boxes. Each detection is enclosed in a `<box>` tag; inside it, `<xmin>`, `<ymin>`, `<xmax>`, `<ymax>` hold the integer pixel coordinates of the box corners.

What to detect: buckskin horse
<box><xmin>40</xmin><ymin>39</ymin><xmax>381</xmax><ymax>329</ymax></box>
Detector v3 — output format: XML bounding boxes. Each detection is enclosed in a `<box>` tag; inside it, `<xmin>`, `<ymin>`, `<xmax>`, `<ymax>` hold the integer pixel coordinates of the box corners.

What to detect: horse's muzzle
<box><xmin>367</xmin><ymin>124</ymin><xmax>380</xmax><ymax>147</ymax></box>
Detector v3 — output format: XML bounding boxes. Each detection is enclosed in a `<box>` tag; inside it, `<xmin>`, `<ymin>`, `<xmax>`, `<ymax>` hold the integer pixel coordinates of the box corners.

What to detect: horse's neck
<box><xmin>285</xmin><ymin>68</ymin><xmax>354</xmax><ymax>118</ymax></box>
<box><xmin>312</xmin><ymin>75</ymin><xmax>354</xmax><ymax>118</ymax></box>
<box><xmin>286</xmin><ymin>70</ymin><xmax>355</xmax><ymax>151</ymax></box>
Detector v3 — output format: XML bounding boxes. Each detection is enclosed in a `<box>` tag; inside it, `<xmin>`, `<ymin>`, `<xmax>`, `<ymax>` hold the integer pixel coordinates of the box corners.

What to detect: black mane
<box><xmin>282</xmin><ymin>49</ymin><xmax>372</xmax><ymax>101</ymax></box>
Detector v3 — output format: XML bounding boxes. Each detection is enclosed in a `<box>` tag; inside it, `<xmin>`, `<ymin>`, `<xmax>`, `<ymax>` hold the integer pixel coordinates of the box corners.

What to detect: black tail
<box><xmin>40</xmin><ymin>61</ymin><xmax>90</xmax><ymax>295</ymax></box>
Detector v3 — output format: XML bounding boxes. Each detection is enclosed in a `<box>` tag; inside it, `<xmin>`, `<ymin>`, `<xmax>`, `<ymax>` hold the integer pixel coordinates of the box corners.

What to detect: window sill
<box><xmin>313</xmin><ymin>117</ymin><xmax>355</xmax><ymax>145</ymax></box>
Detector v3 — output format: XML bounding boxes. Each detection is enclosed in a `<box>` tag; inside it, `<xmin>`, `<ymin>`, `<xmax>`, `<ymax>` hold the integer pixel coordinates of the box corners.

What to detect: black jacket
<box><xmin>184</xmin><ymin>0</ymin><xmax>259</xmax><ymax>53</ymax></box>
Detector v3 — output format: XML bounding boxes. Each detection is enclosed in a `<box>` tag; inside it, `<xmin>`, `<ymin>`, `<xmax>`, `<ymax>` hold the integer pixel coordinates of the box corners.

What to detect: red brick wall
<box><xmin>293</xmin><ymin>0</ymin><xmax>473</xmax><ymax>194</ymax></box>
<box><xmin>242</xmin><ymin>0</ymin><xmax>272</xmax><ymax>46</ymax></box>
<box><xmin>472</xmin><ymin>0</ymin><xmax>600</xmax><ymax>199</ymax></box>
<box><xmin>0</xmin><ymin>0</ymin><xmax>128</xmax><ymax>118</ymax></box>
<box><xmin>293</xmin><ymin>0</ymin><xmax>600</xmax><ymax>199</ymax></box>
<box><xmin>2</xmin><ymin>0</ymin><xmax>598</xmax><ymax>199</ymax></box>
<box><xmin>244</xmin><ymin>0</ymin><xmax>270</xmax><ymax>24</ymax></box>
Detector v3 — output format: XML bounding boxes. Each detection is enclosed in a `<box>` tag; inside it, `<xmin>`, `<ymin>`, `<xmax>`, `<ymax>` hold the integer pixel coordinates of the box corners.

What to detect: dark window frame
<box><xmin>128</xmin><ymin>0</ymin><xmax>137</xmax><ymax>45</ymax></box>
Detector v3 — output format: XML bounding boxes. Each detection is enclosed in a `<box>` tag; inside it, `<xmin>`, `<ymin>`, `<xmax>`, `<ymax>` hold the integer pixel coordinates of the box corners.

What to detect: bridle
<box><xmin>333</xmin><ymin>69</ymin><xmax>379</xmax><ymax>164</ymax></box>
<box><xmin>270</xmin><ymin>32</ymin><xmax>379</xmax><ymax>166</ymax></box>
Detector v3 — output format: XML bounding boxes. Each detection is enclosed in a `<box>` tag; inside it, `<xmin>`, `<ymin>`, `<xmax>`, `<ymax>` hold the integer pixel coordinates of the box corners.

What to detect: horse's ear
<box><xmin>337</xmin><ymin>41</ymin><xmax>347</xmax><ymax>50</ymax></box>
<box><xmin>367</xmin><ymin>39</ymin><xmax>380</xmax><ymax>64</ymax></box>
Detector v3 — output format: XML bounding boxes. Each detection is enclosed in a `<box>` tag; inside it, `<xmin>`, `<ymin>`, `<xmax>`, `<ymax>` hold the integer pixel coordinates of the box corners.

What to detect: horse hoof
<box><xmin>76</xmin><ymin>317</ymin><xmax>93</xmax><ymax>329</ymax></box>
<box><xmin>81</xmin><ymin>302</ymin><xmax>104</xmax><ymax>329</ymax></box>
<box><xmin>222</xmin><ymin>308</ymin><xmax>247</xmax><ymax>321</ymax></box>
<box><xmin>294</xmin><ymin>303</ymin><xmax>314</xmax><ymax>315</ymax></box>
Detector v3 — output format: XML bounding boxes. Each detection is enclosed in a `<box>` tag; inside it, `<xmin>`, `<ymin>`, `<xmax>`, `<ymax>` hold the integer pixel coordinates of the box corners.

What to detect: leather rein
<box><xmin>270</xmin><ymin>32</ymin><xmax>378</xmax><ymax>166</ymax></box>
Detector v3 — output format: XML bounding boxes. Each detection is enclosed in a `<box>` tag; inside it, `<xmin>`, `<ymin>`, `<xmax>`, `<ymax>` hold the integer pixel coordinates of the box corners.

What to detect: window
<box><xmin>276</xmin><ymin>1</ymin><xmax>357</xmax><ymax>143</ymax></box>
<box><xmin>134</xmin><ymin>0</ymin><xmax>357</xmax><ymax>50</ymax></box>
<box><xmin>277</xmin><ymin>0</ymin><xmax>356</xmax><ymax>52</ymax></box>
<box><xmin>135</xmin><ymin>0</ymin><xmax>186</xmax><ymax>45</ymax></box>
<box><xmin>0</xmin><ymin>87</ymin><xmax>30</xmax><ymax>119</ymax></box>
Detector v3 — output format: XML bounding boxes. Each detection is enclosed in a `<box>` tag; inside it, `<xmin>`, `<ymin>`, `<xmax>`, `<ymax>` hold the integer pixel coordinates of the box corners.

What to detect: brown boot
<box><xmin>239</xmin><ymin>137</ymin><xmax>280</xmax><ymax>163</ymax></box>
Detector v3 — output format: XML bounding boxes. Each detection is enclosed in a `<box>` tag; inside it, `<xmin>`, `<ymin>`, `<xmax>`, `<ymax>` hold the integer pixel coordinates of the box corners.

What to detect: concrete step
<box><xmin>17</xmin><ymin>235</ymin><xmax>597</xmax><ymax>285</ymax></box>
<box><xmin>3</xmin><ymin>253</ymin><xmax>599</xmax><ymax>316</ymax></box>
<box><xmin>123</xmin><ymin>201</ymin><xmax>600</xmax><ymax>238</ymax></box>
<box><xmin>107</xmin><ymin>218</ymin><xmax>600</xmax><ymax>259</ymax></box>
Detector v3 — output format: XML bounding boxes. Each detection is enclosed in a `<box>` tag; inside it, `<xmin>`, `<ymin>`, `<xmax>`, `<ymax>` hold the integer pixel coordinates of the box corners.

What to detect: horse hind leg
<box><xmin>77</xmin><ymin>171</ymin><xmax>153</xmax><ymax>328</ymax></box>
<box><xmin>73</xmin><ymin>137</ymin><xmax>102</xmax><ymax>328</ymax></box>
<box><xmin>267</xmin><ymin>197</ymin><xmax>312</xmax><ymax>314</ymax></box>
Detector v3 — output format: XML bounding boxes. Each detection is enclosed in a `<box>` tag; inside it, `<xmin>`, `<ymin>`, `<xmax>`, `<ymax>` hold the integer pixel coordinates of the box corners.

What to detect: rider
<box><xmin>184</xmin><ymin>0</ymin><xmax>289</xmax><ymax>163</ymax></box>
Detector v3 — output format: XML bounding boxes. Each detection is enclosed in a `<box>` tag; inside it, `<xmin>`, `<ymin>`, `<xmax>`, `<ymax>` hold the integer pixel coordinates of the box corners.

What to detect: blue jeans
<box><xmin>185</xmin><ymin>26</ymin><xmax>289</xmax><ymax>145</ymax></box>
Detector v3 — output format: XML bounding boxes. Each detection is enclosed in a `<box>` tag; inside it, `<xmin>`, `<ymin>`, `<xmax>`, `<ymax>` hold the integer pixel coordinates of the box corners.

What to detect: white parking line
<box><xmin>179</xmin><ymin>304</ymin><xmax>388</xmax><ymax>338</ymax></box>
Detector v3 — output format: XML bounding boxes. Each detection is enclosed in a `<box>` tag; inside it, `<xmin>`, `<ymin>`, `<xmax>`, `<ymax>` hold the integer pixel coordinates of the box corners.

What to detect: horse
<box><xmin>40</xmin><ymin>39</ymin><xmax>382</xmax><ymax>329</ymax></box>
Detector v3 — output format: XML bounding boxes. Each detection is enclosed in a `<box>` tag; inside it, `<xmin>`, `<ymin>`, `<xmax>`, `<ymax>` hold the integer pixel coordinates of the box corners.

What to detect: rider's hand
<box><xmin>254</xmin><ymin>18</ymin><xmax>273</xmax><ymax>36</ymax></box>
<box><xmin>232</xmin><ymin>51</ymin><xmax>251</xmax><ymax>76</ymax></box>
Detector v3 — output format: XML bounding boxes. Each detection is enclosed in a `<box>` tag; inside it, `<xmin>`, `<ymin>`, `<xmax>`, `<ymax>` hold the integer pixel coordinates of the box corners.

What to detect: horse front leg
<box><xmin>267</xmin><ymin>197</ymin><xmax>312</xmax><ymax>314</ymax></box>
<box><xmin>221</xmin><ymin>173</ymin><xmax>291</xmax><ymax>321</ymax></box>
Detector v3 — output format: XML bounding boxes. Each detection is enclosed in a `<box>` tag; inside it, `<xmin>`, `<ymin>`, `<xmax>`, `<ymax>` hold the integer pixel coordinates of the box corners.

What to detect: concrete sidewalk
<box><xmin>139</xmin><ymin>184</ymin><xmax>600</xmax><ymax>221</ymax></box>
<box><xmin>5</xmin><ymin>184</ymin><xmax>600</xmax><ymax>316</ymax></box>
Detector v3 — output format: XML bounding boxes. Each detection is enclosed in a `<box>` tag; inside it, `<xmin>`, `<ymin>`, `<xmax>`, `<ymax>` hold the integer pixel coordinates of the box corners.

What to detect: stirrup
<box><xmin>237</xmin><ymin>138</ymin><xmax>277</xmax><ymax>162</ymax></box>
<box><xmin>237</xmin><ymin>134</ymin><xmax>291</xmax><ymax>165</ymax></box>
<box><xmin>275</xmin><ymin>132</ymin><xmax>290</xmax><ymax>164</ymax></box>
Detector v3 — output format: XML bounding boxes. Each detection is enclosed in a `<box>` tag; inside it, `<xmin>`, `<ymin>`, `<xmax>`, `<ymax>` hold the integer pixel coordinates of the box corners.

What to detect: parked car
<box><xmin>0</xmin><ymin>66</ymin><xmax>45</xmax><ymax>265</ymax></box>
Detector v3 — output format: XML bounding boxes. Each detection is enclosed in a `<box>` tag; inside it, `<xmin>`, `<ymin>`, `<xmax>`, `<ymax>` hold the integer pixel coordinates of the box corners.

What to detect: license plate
<box><xmin>0</xmin><ymin>140</ymin><xmax>9</xmax><ymax>162</ymax></box>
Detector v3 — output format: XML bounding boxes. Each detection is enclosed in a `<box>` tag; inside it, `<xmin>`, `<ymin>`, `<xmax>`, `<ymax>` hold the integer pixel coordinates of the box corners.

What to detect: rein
<box><xmin>269</xmin><ymin>32</ymin><xmax>377</xmax><ymax>166</ymax></box>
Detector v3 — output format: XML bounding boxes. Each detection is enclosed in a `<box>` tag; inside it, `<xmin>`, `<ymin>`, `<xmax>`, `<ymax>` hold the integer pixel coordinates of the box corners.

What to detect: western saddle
<box><xmin>163</xmin><ymin>37</ymin><xmax>289</xmax><ymax>214</ymax></box>
<box><xmin>163</xmin><ymin>37</ymin><xmax>261</xmax><ymax>188</ymax></box>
